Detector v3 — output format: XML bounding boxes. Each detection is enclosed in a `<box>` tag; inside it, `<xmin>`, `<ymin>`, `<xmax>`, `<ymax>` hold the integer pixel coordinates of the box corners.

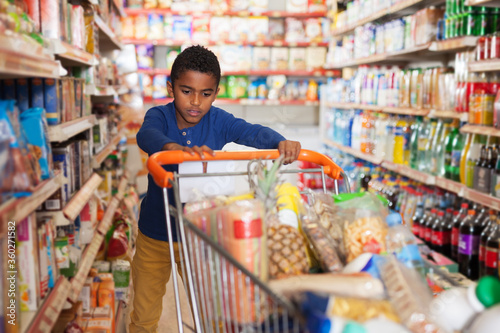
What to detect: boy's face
<box><xmin>167</xmin><ymin>70</ymin><xmax>219</xmax><ymax>129</ymax></box>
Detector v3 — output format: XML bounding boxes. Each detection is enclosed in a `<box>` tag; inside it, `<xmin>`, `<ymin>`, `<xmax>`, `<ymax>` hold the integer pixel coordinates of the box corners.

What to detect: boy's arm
<box><xmin>222</xmin><ymin>112</ymin><xmax>301</xmax><ymax>164</ymax></box>
<box><xmin>136</xmin><ymin>107</ymin><xmax>176</xmax><ymax>155</ymax></box>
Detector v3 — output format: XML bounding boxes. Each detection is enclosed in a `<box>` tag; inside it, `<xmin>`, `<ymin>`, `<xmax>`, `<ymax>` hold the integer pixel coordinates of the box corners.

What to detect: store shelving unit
<box><xmin>465</xmin><ymin>0</ymin><xmax>500</xmax><ymax>7</ymax></box>
<box><xmin>469</xmin><ymin>59</ymin><xmax>500</xmax><ymax>72</ymax></box>
<box><xmin>382</xmin><ymin>160</ymin><xmax>437</xmax><ymax>185</ymax></box>
<box><xmin>429</xmin><ymin>36</ymin><xmax>478</xmax><ymax>52</ymax></box>
<box><xmin>0</xmin><ymin>34</ymin><xmax>60</xmax><ymax>79</ymax></box>
<box><xmin>123</xmin><ymin>38</ymin><xmax>328</xmax><ymax>47</ymax></box>
<box><xmin>95</xmin><ymin>14</ymin><xmax>123</xmax><ymax>51</ymax></box>
<box><xmin>124</xmin><ymin>7</ymin><xmax>327</xmax><ymax>17</ymax></box>
<box><xmin>24</xmin><ymin>276</ymin><xmax>72</xmax><ymax>333</ymax></box>
<box><xmin>112</xmin><ymin>0</ymin><xmax>126</xmax><ymax>17</ymax></box>
<box><xmin>460</xmin><ymin>124</ymin><xmax>500</xmax><ymax>136</ymax></box>
<box><xmin>428</xmin><ymin>110</ymin><xmax>469</xmax><ymax>121</ymax></box>
<box><xmin>331</xmin><ymin>0</ymin><xmax>446</xmax><ymax>36</ymax></box>
<box><xmin>324</xmin><ymin>138</ymin><xmax>383</xmax><ymax>164</ymax></box>
<box><xmin>138</xmin><ymin>68</ymin><xmax>340</xmax><ymax>77</ymax></box>
<box><xmin>54</xmin><ymin>41</ymin><xmax>96</xmax><ymax>67</ymax></box>
<box><xmin>145</xmin><ymin>97</ymin><xmax>319</xmax><ymax>106</ymax></box>
<box><xmin>48</xmin><ymin>115</ymin><xmax>96</xmax><ymax>143</ymax></box>
<box><xmin>325</xmin><ymin>102</ymin><xmax>431</xmax><ymax>116</ymax></box>
<box><xmin>97</xmin><ymin>195</ymin><xmax>121</xmax><ymax>234</ymax></box>
<box><xmin>0</xmin><ymin>171</ymin><xmax>63</xmax><ymax>226</ymax></box>
<box><xmin>63</xmin><ymin>173</ymin><xmax>103</xmax><ymax>221</ymax></box>
<box><xmin>93</xmin><ymin>129</ymin><xmax>127</xmax><ymax>168</ymax></box>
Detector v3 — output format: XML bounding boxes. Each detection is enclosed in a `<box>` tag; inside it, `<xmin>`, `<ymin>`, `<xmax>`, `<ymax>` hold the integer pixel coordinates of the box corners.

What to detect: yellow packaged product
<box><xmin>343</xmin><ymin>215</ymin><xmax>387</xmax><ymax>263</ymax></box>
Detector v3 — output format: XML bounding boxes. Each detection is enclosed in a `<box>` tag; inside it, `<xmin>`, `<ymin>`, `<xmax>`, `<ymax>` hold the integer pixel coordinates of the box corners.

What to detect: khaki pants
<box><xmin>129</xmin><ymin>231</ymin><xmax>184</xmax><ymax>333</ymax></box>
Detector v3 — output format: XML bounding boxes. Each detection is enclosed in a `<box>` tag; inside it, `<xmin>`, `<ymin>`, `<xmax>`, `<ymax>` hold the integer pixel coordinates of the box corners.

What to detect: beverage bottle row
<box><xmin>367</xmin><ymin>172</ymin><xmax>500</xmax><ymax>280</ymax></box>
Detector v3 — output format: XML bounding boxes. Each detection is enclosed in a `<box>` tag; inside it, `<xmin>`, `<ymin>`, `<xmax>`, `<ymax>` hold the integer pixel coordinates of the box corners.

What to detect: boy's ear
<box><xmin>216</xmin><ymin>86</ymin><xmax>220</xmax><ymax>96</ymax></box>
<box><xmin>167</xmin><ymin>80</ymin><xmax>174</xmax><ymax>97</ymax></box>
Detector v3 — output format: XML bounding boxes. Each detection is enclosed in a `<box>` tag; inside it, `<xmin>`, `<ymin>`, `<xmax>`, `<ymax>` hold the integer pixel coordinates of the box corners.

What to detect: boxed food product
<box><xmin>248</xmin><ymin>16</ymin><xmax>268</xmax><ymax>42</ymax></box>
<box><xmin>134</xmin><ymin>15</ymin><xmax>149</xmax><ymax>39</ymax></box>
<box><xmin>305</xmin><ymin>18</ymin><xmax>323</xmax><ymax>42</ymax></box>
<box><xmin>172</xmin><ymin>15</ymin><xmax>192</xmax><ymax>41</ymax></box>
<box><xmin>210</xmin><ymin>16</ymin><xmax>230</xmax><ymax>42</ymax></box>
<box><xmin>74</xmin><ymin>78</ymin><xmax>83</xmax><ymax>117</ymax></box>
<box><xmin>269</xmin><ymin>18</ymin><xmax>285</xmax><ymax>40</ymax></box>
<box><xmin>158</xmin><ymin>0</ymin><xmax>172</xmax><ymax>8</ymax></box>
<box><xmin>308</xmin><ymin>0</ymin><xmax>326</xmax><ymax>12</ymax></box>
<box><xmin>43</xmin><ymin>78</ymin><xmax>61</xmax><ymax>125</ymax></box>
<box><xmin>78</xmin><ymin>277</ymin><xmax>93</xmax><ymax>314</ymax></box>
<box><xmin>286</xmin><ymin>0</ymin><xmax>307</xmax><ymax>13</ymax></box>
<box><xmin>37</xmin><ymin>221</ymin><xmax>50</xmax><ymax>299</ymax></box>
<box><xmin>219</xmin><ymin>45</ymin><xmax>243</xmax><ymax>72</ymax></box>
<box><xmin>136</xmin><ymin>45</ymin><xmax>154</xmax><ymax>69</ymax></box>
<box><xmin>121</xmin><ymin>16</ymin><xmax>135</xmax><ymax>39</ymax></box>
<box><xmin>71</xmin><ymin>5</ymin><xmax>85</xmax><ymax>49</ymax></box>
<box><xmin>270</xmin><ymin>47</ymin><xmax>289</xmax><ymax>70</ymax></box>
<box><xmin>26</xmin><ymin>0</ymin><xmax>41</xmax><ymax>32</ymax></box>
<box><xmin>211</xmin><ymin>0</ymin><xmax>229</xmax><ymax>12</ymax></box>
<box><xmin>164</xmin><ymin>14</ymin><xmax>174</xmax><ymax>40</ymax></box>
<box><xmin>227</xmin><ymin>76</ymin><xmax>249</xmax><ymax>99</ymax></box>
<box><xmin>140</xmin><ymin>74</ymin><xmax>153</xmax><ymax>99</ymax></box>
<box><xmin>148</xmin><ymin>13</ymin><xmax>164</xmax><ymax>40</ymax></box>
<box><xmin>112</xmin><ymin>260</ymin><xmax>131</xmax><ymax>301</ymax></box>
<box><xmin>229</xmin><ymin>17</ymin><xmax>249</xmax><ymax>42</ymax></box>
<box><xmin>306</xmin><ymin>46</ymin><xmax>326</xmax><ymax>69</ymax></box>
<box><xmin>252</xmin><ymin>47</ymin><xmax>271</xmax><ymax>70</ymax></box>
<box><xmin>144</xmin><ymin>0</ymin><xmax>158</xmax><ymax>9</ymax></box>
<box><xmin>289</xmin><ymin>47</ymin><xmax>307</xmax><ymax>71</ymax></box>
<box><xmin>286</xmin><ymin>18</ymin><xmax>306</xmax><ymax>43</ymax></box>
<box><xmin>152</xmin><ymin>74</ymin><xmax>168</xmax><ymax>100</ymax></box>
<box><xmin>17</xmin><ymin>215</ymin><xmax>41</xmax><ymax>311</ymax></box>
<box><xmin>249</xmin><ymin>0</ymin><xmax>267</xmax><ymax>12</ymax></box>
<box><xmin>30</xmin><ymin>78</ymin><xmax>45</xmax><ymax>109</ymax></box>
<box><xmin>41</xmin><ymin>0</ymin><xmax>61</xmax><ymax>39</ymax></box>
<box><xmin>128</xmin><ymin>0</ymin><xmax>144</xmax><ymax>8</ymax></box>
<box><xmin>192</xmin><ymin>13</ymin><xmax>211</xmax><ymax>42</ymax></box>
<box><xmin>229</xmin><ymin>0</ymin><xmax>249</xmax><ymax>11</ymax></box>
<box><xmin>16</xmin><ymin>79</ymin><xmax>30</xmax><ymax>113</ymax></box>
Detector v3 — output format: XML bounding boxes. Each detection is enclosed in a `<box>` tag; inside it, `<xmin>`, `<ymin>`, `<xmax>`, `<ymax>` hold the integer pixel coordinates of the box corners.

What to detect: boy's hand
<box><xmin>278</xmin><ymin>140</ymin><xmax>301</xmax><ymax>165</ymax></box>
<box><xmin>162</xmin><ymin>143</ymin><xmax>215</xmax><ymax>159</ymax></box>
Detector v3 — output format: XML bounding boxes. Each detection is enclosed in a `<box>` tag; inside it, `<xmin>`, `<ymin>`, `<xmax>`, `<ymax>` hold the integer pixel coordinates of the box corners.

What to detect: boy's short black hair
<box><xmin>170</xmin><ymin>45</ymin><xmax>221</xmax><ymax>87</ymax></box>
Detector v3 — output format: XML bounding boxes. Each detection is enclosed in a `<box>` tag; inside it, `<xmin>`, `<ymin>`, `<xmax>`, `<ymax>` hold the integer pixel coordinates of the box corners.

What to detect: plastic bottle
<box><xmin>411</xmin><ymin>191</ymin><xmax>424</xmax><ymax>236</ymax></box>
<box><xmin>458</xmin><ymin>209</ymin><xmax>481</xmax><ymax>279</ymax></box>
<box><xmin>466</xmin><ymin>134</ymin><xmax>487</xmax><ymax>188</ymax></box>
<box><xmin>416</xmin><ymin>119</ymin><xmax>431</xmax><ymax>171</ymax></box>
<box><xmin>460</xmin><ymin>133</ymin><xmax>472</xmax><ymax>184</ymax></box>
<box><xmin>374</xmin><ymin>113</ymin><xmax>388</xmax><ymax>160</ymax></box>
<box><xmin>429</xmin><ymin>119</ymin><xmax>444</xmax><ymax>174</ymax></box>
<box><xmin>385</xmin><ymin>116</ymin><xmax>397</xmax><ymax>163</ymax></box>
<box><xmin>434</xmin><ymin>121</ymin><xmax>451</xmax><ymax>176</ymax></box>
<box><xmin>393</xmin><ymin>116</ymin><xmax>408</xmax><ymax>164</ymax></box>
<box><xmin>424</xmin><ymin>208</ymin><xmax>438</xmax><ymax>247</ymax></box>
<box><xmin>351</xmin><ymin>110</ymin><xmax>362</xmax><ymax>151</ymax></box>
<box><xmin>429</xmin><ymin>276</ymin><xmax>500</xmax><ymax>332</ymax></box>
<box><xmin>409</xmin><ymin>116</ymin><xmax>422</xmax><ymax>169</ymax></box>
<box><xmin>451</xmin><ymin>202</ymin><xmax>469</xmax><ymax>261</ymax></box>
<box><xmin>422</xmin><ymin>119</ymin><xmax>438</xmax><ymax>172</ymax></box>
<box><xmin>479</xmin><ymin>213</ymin><xmax>495</xmax><ymax>277</ymax></box>
<box><xmin>484</xmin><ymin>214</ymin><xmax>500</xmax><ymax>277</ymax></box>
<box><xmin>448</xmin><ymin>123</ymin><xmax>464</xmax><ymax>181</ymax></box>
<box><xmin>473</xmin><ymin>145</ymin><xmax>488</xmax><ymax>191</ymax></box>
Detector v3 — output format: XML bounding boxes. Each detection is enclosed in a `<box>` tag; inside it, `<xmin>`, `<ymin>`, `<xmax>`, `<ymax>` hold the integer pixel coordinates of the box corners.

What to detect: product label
<box><xmin>418</xmin><ymin>138</ymin><xmax>429</xmax><ymax>151</ymax></box>
<box><xmin>425</xmin><ymin>227</ymin><xmax>432</xmax><ymax>242</ymax></box>
<box><xmin>485</xmin><ymin>247</ymin><xmax>499</xmax><ymax>268</ymax></box>
<box><xmin>479</xmin><ymin>244</ymin><xmax>486</xmax><ymax>262</ymax></box>
<box><xmin>459</xmin><ymin>234</ymin><xmax>480</xmax><ymax>255</ymax></box>
<box><xmin>412</xmin><ymin>223</ymin><xmax>420</xmax><ymax>235</ymax></box>
<box><xmin>495</xmin><ymin>174</ymin><xmax>500</xmax><ymax>197</ymax></box>
<box><xmin>432</xmin><ymin>230</ymin><xmax>451</xmax><ymax>246</ymax></box>
<box><xmin>445</xmin><ymin>152</ymin><xmax>452</xmax><ymax>168</ymax></box>
<box><xmin>451</xmin><ymin>150</ymin><xmax>462</xmax><ymax>167</ymax></box>
<box><xmin>476</xmin><ymin>167</ymin><xmax>492</xmax><ymax>193</ymax></box>
<box><xmin>234</xmin><ymin>218</ymin><xmax>263</xmax><ymax>239</ymax></box>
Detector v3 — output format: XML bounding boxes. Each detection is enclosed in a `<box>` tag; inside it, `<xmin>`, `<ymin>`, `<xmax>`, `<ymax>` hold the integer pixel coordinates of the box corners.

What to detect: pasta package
<box><xmin>343</xmin><ymin>215</ymin><xmax>388</xmax><ymax>263</ymax></box>
<box><xmin>301</xmin><ymin>206</ymin><xmax>343</xmax><ymax>272</ymax></box>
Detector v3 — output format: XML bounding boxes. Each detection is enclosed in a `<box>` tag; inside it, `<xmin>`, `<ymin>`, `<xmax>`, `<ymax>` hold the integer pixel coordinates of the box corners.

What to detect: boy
<box><xmin>131</xmin><ymin>45</ymin><xmax>301</xmax><ymax>332</ymax></box>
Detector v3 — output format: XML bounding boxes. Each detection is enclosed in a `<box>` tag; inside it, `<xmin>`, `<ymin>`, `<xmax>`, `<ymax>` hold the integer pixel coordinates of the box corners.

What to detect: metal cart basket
<box><xmin>147</xmin><ymin>149</ymin><xmax>346</xmax><ymax>333</ymax></box>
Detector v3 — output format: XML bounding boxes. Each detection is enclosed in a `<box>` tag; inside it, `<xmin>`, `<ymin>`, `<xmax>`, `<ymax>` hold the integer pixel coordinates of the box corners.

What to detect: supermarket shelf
<box><xmin>54</xmin><ymin>41</ymin><xmax>96</xmax><ymax>67</ymax></box>
<box><xmin>122</xmin><ymin>38</ymin><xmax>328</xmax><ymax>47</ymax></box>
<box><xmin>124</xmin><ymin>8</ymin><xmax>327</xmax><ymax>17</ymax></box>
<box><xmin>0</xmin><ymin>33</ymin><xmax>60</xmax><ymax>79</ymax></box>
<box><xmin>460</xmin><ymin>124</ymin><xmax>500</xmax><ymax>137</ymax></box>
<box><xmin>0</xmin><ymin>171</ymin><xmax>63</xmax><ymax>225</ymax></box>
<box><xmin>331</xmin><ymin>0</ymin><xmax>445</xmax><ymax>36</ymax></box>
<box><xmin>429</xmin><ymin>36</ymin><xmax>478</xmax><ymax>52</ymax></box>
<box><xmin>68</xmin><ymin>232</ymin><xmax>105</xmax><ymax>302</ymax></box>
<box><xmin>48</xmin><ymin>115</ymin><xmax>96</xmax><ymax>142</ymax></box>
<box><xmin>63</xmin><ymin>173</ymin><xmax>103</xmax><ymax>221</ymax></box>
<box><xmin>428</xmin><ymin>110</ymin><xmax>469</xmax><ymax>121</ymax></box>
<box><xmin>138</xmin><ymin>68</ymin><xmax>340</xmax><ymax>77</ymax></box>
<box><xmin>146</xmin><ymin>97</ymin><xmax>320</xmax><ymax>106</ymax></box>
<box><xmin>327</xmin><ymin>43</ymin><xmax>431</xmax><ymax>69</ymax></box>
<box><xmin>323</xmin><ymin>138</ymin><xmax>383</xmax><ymax>164</ymax></box>
<box><xmin>465</xmin><ymin>0</ymin><xmax>500</xmax><ymax>7</ymax></box>
<box><xmin>463</xmin><ymin>187</ymin><xmax>500</xmax><ymax>210</ymax></box>
<box><xmin>95</xmin><ymin>15</ymin><xmax>123</xmax><ymax>51</ymax></box>
<box><xmin>26</xmin><ymin>276</ymin><xmax>72</xmax><ymax>333</ymax></box>
<box><xmin>97</xmin><ymin>195</ymin><xmax>121</xmax><ymax>234</ymax></box>
<box><xmin>112</xmin><ymin>0</ymin><xmax>126</xmax><ymax>17</ymax></box>
<box><xmin>93</xmin><ymin>130</ymin><xmax>125</xmax><ymax>168</ymax></box>
<box><xmin>116</xmin><ymin>176</ymin><xmax>129</xmax><ymax>201</ymax></box>
<box><xmin>469</xmin><ymin>59</ymin><xmax>500</xmax><ymax>72</ymax></box>
<box><xmin>435</xmin><ymin>177</ymin><xmax>466</xmax><ymax>196</ymax></box>
<box><xmin>381</xmin><ymin>161</ymin><xmax>436</xmax><ymax>185</ymax></box>
<box><xmin>325</xmin><ymin>102</ymin><xmax>430</xmax><ymax>116</ymax></box>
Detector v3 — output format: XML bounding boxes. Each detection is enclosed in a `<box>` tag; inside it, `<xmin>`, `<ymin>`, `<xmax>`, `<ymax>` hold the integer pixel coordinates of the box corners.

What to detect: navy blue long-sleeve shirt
<box><xmin>136</xmin><ymin>102</ymin><xmax>286</xmax><ymax>242</ymax></box>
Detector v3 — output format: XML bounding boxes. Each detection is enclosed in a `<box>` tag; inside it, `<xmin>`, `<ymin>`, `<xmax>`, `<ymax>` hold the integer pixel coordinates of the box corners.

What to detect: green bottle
<box><xmin>444</xmin><ymin>122</ymin><xmax>462</xmax><ymax>179</ymax></box>
<box><xmin>418</xmin><ymin>118</ymin><xmax>433</xmax><ymax>172</ymax></box>
<box><xmin>410</xmin><ymin>116</ymin><xmax>422</xmax><ymax>169</ymax></box>
<box><xmin>428</xmin><ymin>119</ymin><xmax>443</xmax><ymax>174</ymax></box>
<box><xmin>435</xmin><ymin>121</ymin><xmax>452</xmax><ymax>176</ymax></box>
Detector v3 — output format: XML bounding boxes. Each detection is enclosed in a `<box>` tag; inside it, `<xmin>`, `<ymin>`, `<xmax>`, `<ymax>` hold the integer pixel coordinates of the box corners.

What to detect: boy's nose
<box><xmin>191</xmin><ymin>93</ymin><xmax>201</xmax><ymax>106</ymax></box>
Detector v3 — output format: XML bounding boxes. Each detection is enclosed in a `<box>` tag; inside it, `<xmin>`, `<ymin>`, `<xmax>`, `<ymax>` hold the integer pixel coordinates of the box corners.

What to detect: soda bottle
<box><xmin>485</xmin><ymin>214</ymin><xmax>500</xmax><ymax>277</ymax></box>
<box><xmin>466</xmin><ymin>135</ymin><xmax>487</xmax><ymax>188</ymax></box>
<box><xmin>374</xmin><ymin>113</ymin><xmax>388</xmax><ymax>160</ymax></box>
<box><xmin>474</xmin><ymin>145</ymin><xmax>488</xmax><ymax>191</ymax></box>
<box><xmin>428</xmin><ymin>119</ymin><xmax>443</xmax><ymax>174</ymax></box>
<box><xmin>411</xmin><ymin>191</ymin><xmax>425</xmax><ymax>236</ymax></box>
<box><xmin>479</xmin><ymin>212</ymin><xmax>495</xmax><ymax>277</ymax></box>
<box><xmin>423</xmin><ymin>119</ymin><xmax>438</xmax><ymax>172</ymax></box>
<box><xmin>425</xmin><ymin>208</ymin><xmax>438</xmax><ymax>247</ymax></box>
<box><xmin>434</xmin><ymin>121</ymin><xmax>452</xmax><ymax>176</ymax></box>
<box><xmin>446</xmin><ymin>121</ymin><xmax>461</xmax><ymax>180</ymax></box>
<box><xmin>492</xmin><ymin>149</ymin><xmax>500</xmax><ymax>197</ymax></box>
<box><xmin>451</xmin><ymin>202</ymin><xmax>469</xmax><ymax>260</ymax></box>
<box><xmin>432</xmin><ymin>210</ymin><xmax>453</xmax><ymax>257</ymax></box>
<box><xmin>419</xmin><ymin>207</ymin><xmax>432</xmax><ymax>240</ymax></box>
<box><xmin>410</xmin><ymin>116</ymin><xmax>423</xmax><ymax>169</ymax></box>
<box><xmin>460</xmin><ymin>133</ymin><xmax>472</xmax><ymax>184</ymax></box>
<box><xmin>385</xmin><ymin>116</ymin><xmax>397</xmax><ymax>163</ymax></box>
<box><xmin>458</xmin><ymin>209</ymin><xmax>481</xmax><ymax>279</ymax></box>
<box><xmin>393</xmin><ymin>116</ymin><xmax>410</xmax><ymax>165</ymax></box>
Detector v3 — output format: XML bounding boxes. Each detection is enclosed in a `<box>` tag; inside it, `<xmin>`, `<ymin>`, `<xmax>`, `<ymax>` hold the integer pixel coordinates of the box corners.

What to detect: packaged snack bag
<box><xmin>148</xmin><ymin>13</ymin><xmax>164</xmax><ymax>40</ymax></box>
<box><xmin>210</xmin><ymin>16</ymin><xmax>230</xmax><ymax>42</ymax></box>
<box><xmin>192</xmin><ymin>13</ymin><xmax>211</xmax><ymax>42</ymax></box>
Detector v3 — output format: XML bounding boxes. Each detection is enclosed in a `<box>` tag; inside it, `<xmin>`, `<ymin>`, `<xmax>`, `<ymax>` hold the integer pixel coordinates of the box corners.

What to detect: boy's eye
<box><xmin>203</xmin><ymin>92</ymin><xmax>212</xmax><ymax>97</ymax></box>
<box><xmin>182</xmin><ymin>90</ymin><xmax>190</xmax><ymax>94</ymax></box>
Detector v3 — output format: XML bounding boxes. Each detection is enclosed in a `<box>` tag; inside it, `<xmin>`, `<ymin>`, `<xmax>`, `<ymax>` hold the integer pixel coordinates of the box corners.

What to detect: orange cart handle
<box><xmin>147</xmin><ymin>149</ymin><xmax>344</xmax><ymax>188</ymax></box>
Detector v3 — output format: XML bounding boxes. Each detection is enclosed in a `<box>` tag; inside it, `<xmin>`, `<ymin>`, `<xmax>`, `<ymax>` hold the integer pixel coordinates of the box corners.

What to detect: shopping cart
<box><xmin>147</xmin><ymin>150</ymin><xmax>347</xmax><ymax>333</ymax></box>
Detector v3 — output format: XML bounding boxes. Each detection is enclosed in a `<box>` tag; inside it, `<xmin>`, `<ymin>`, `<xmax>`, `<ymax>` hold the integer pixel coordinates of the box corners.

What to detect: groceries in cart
<box><xmin>149</xmin><ymin>150</ymin><xmax>500</xmax><ymax>333</ymax></box>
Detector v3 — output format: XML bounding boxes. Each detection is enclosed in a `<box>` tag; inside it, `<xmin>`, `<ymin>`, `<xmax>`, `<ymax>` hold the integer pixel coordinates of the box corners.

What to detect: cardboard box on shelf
<box><xmin>270</xmin><ymin>47</ymin><xmax>289</xmax><ymax>71</ymax></box>
<box><xmin>192</xmin><ymin>13</ymin><xmax>211</xmax><ymax>42</ymax></box>
<box><xmin>252</xmin><ymin>47</ymin><xmax>271</xmax><ymax>70</ymax></box>
<box><xmin>44</xmin><ymin>78</ymin><xmax>61</xmax><ymax>125</ymax></box>
<box><xmin>30</xmin><ymin>78</ymin><xmax>45</xmax><ymax>109</ymax></box>
<box><xmin>248</xmin><ymin>16</ymin><xmax>268</xmax><ymax>42</ymax></box>
<box><xmin>286</xmin><ymin>0</ymin><xmax>307</xmax><ymax>13</ymax></box>
<box><xmin>306</xmin><ymin>46</ymin><xmax>326</xmax><ymax>70</ymax></box>
<box><xmin>289</xmin><ymin>47</ymin><xmax>307</xmax><ymax>71</ymax></box>
<box><xmin>210</xmin><ymin>16</ymin><xmax>230</xmax><ymax>42</ymax></box>
<box><xmin>229</xmin><ymin>17</ymin><xmax>249</xmax><ymax>43</ymax></box>
<box><xmin>172</xmin><ymin>15</ymin><xmax>192</xmax><ymax>41</ymax></box>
